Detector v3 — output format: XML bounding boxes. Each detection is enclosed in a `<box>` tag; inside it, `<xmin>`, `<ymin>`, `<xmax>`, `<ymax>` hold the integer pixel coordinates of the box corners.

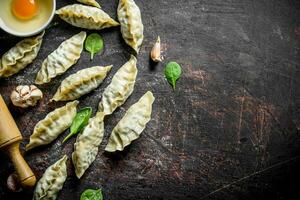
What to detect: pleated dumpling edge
<box><xmin>72</xmin><ymin>112</ymin><xmax>105</xmax><ymax>178</ymax></box>
<box><xmin>105</xmin><ymin>91</ymin><xmax>155</xmax><ymax>152</ymax></box>
<box><xmin>118</xmin><ymin>0</ymin><xmax>144</xmax><ymax>53</ymax></box>
<box><xmin>26</xmin><ymin>101</ymin><xmax>79</xmax><ymax>151</ymax></box>
<box><xmin>77</xmin><ymin>0</ymin><xmax>101</xmax><ymax>8</ymax></box>
<box><xmin>56</xmin><ymin>4</ymin><xmax>119</xmax><ymax>30</ymax></box>
<box><xmin>98</xmin><ymin>55</ymin><xmax>138</xmax><ymax>116</ymax></box>
<box><xmin>0</xmin><ymin>31</ymin><xmax>44</xmax><ymax>77</ymax></box>
<box><xmin>51</xmin><ymin>65</ymin><xmax>112</xmax><ymax>102</ymax></box>
<box><xmin>35</xmin><ymin>31</ymin><xmax>86</xmax><ymax>85</ymax></box>
<box><xmin>33</xmin><ymin>155</ymin><xmax>68</xmax><ymax>200</ymax></box>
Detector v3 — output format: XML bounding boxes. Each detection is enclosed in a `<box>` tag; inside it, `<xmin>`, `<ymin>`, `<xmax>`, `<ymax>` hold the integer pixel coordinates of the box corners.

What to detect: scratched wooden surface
<box><xmin>0</xmin><ymin>0</ymin><xmax>300</xmax><ymax>199</ymax></box>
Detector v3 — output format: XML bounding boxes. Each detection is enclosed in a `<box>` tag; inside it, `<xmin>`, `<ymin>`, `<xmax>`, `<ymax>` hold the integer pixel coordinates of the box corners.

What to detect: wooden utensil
<box><xmin>0</xmin><ymin>95</ymin><xmax>36</xmax><ymax>188</ymax></box>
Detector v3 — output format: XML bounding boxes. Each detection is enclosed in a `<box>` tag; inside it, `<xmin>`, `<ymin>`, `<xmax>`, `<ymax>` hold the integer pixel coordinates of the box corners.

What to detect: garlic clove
<box><xmin>20</xmin><ymin>85</ymin><xmax>31</xmax><ymax>99</ymax></box>
<box><xmin>30</xmin><ymin>85</ymin><xmax>43</xmax><ymax>98</ymax></box>
<box><xmin>30</xmin><ymin>90</ymin><xmax>43</xmax><ymax>98</ymax></box>
<box><xmin>150</xmin><ymin>36</ymin><xmax>163</xmax><ymax>62</ymax></box>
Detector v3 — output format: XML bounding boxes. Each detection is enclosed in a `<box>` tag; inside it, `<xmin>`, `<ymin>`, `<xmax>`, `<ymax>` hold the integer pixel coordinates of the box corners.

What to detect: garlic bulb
<box><xmin>150</xmin><ymin>36</ymin><xmax>163</xmax><ymax>62</ymax></box>
<box><xmin>10</xmin><ymin>85</ymin><xmax>43</xmax><ymax>108</ymax></box>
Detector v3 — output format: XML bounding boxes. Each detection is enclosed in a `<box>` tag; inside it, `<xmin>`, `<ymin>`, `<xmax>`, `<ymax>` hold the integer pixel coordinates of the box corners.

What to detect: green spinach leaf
<box><xmin>85</xmin><ymin>33</ymin><xmax>104</xmax><ymax>60</ymax></box>
<box><xmin>164</xmin><ymin>61</ymin><xmax>182</xmax><ymax>90</ymax></box>
<box><xmin>62</xmin><ymin>107</ymin><xmax>92</xmax><ymax>143</ymax></box>
<box><xmin>80</xmin><ymin>189</ymin><xmax>103</xmax><ymax>200</ymax></box>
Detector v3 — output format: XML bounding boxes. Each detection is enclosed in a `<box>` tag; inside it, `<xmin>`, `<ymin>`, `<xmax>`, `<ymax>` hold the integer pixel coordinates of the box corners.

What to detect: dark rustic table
<box><xmin>1</xmin><ymin>0</ymin><xmax>300</xmax><ymax>199</ymax></box>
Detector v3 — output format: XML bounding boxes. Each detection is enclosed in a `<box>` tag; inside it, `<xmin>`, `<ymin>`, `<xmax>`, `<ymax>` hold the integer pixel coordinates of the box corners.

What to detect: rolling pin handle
<box><xmin>6</xmin><ymin>142</ymin><xmax>36</xmax><ymax>188</ymax></box>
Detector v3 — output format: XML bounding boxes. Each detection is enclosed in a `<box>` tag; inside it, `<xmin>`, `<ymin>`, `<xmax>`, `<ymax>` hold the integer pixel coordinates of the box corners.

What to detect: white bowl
<box><xmin>0</xmin><ymin>0</ymin><xmax>56</xmax><ymax>37</ymax></box>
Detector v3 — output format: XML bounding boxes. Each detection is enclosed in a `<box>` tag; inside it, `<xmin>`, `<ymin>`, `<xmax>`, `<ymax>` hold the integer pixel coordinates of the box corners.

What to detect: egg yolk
<box><xmin>11</xmin><ymin>0</ymin><xmax>38</xmax><ymax>20</ymax></box>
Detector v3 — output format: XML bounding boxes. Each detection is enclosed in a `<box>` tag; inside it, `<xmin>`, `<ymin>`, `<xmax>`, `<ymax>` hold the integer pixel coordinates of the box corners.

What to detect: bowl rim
<box><xmin>0</xmin><ymin>0</ymin><xmax>56</xmax><ymax>37</ymax></box>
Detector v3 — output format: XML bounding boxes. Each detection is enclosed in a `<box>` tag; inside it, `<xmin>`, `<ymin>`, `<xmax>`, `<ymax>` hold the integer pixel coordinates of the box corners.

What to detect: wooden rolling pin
<box><xmin>0</xmin><ymin>95</ymin><xmax>36</xmax><ymax>188</ymax></box>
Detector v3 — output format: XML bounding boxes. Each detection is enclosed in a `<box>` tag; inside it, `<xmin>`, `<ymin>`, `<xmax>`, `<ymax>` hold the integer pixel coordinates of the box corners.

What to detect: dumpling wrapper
<box><xmin>51</xmin><ymin>65</ymin><xmax>112</xmax><ymax>102</ymax></box>
<box><xmin>77</xmin><ymin>0</ymin><xmax>101</xmax><ymax>8</ymax></box>
<box><xmin>98</xmin><ymin>55</ymin><xmax>137</xmax><ymax>116</ymax></box>
<box><xmin>26</xmin><ymin>101</ymin><xmax>79</xmax><ymax>151</ymax></box>
<box><xmin>0</xmin><ymin>31</ymin><xmax>44</xmax><ymax>77</ymax></box>
<box><xmin>72</xmin><ymin>112</ymin><xmax>104</xmax><ymax>178</ymax></box>
<box><xmin>56</xmin><ymin>4</ymin><xmax>119</xmax><ymax>30</ymax></box>
<box><xmin>35</xmin><ymin>31</ymin><xmax>86</xmax><ymax>84</ymax></box>
<box><xmin>33</xmin><ymin>155</ymin><xmax>68</xmax><ymax>200</ymax></box>
<box><xmin>105</xmin><ymin>91</ymin><xmax>155</xmax><ymax>152</ymax></box>
<box><xmin>118</xmin><ymin>0</ymin><xmax>144</xmax><ymax>53</ymax></box>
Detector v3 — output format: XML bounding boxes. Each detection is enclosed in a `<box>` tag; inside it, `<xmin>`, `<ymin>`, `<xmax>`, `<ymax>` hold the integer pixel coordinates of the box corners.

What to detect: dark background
<box><xmin>1</xmin><ymin>0</ymin><xmax>300</xmax><ymax>199</ymax></box>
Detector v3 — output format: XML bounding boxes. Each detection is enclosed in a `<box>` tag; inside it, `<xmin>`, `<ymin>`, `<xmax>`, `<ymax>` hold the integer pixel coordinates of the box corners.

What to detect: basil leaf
<box><xmin>85</xmin><ymin>33</ymin><xmax>104</xmax><ymax>60</ymax></box>
<box><xmin>62</xmin><ymin>107</ymin><xmax>92</xmax><ymax>143</ymax></box>
<box><xmin>80</xmin><ymin>189</ymin><xmax>103</xmax><ymax>200</ymax></box>
<box><xmin>164</xmin><ymin>61</ymin><xmax>182</xmax><ymax>90</ymax></box>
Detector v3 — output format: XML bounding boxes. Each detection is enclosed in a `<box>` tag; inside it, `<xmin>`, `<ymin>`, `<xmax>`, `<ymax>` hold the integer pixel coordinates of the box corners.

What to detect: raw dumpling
<box><xmin>26</xmin><ymin>101</ymin><xmax>78</xmax><ymax>151</ymax></box>
<box><xmin>77</xmin><ymin>0</ymin><xmax>100</xmax><ymax>8</ymax></box>
<box><xmin>118</xmin><ymin>0</ymin><xmax>144</xmax><ymax>53</ymax></box>
<box><xmin>35</xmin><ymin>31</ymin><xmax>86</xmax><ymax>84</ymax></box>
<box><xmin>105</xmin><ymin>91</ymin><xmax>155</xmax><ymax>152</ymax></box>
<box><xmin>51</xmin><ymin>65</ymin><xmax>112</xmax><ymax>102</ymax></box>
<box><xmin>98</xmin><ymin>55</ymin><xmax>137</xmax><ymax>116</ymax></box>
<box><xmin>0</xmin><ymin>31</ymin><xmax>44</xmax><ymax>77</ymax></box>
<box><xmin>72</xmin><ymin>112</ymin><xmax>104</xmax><ymax>178</ymax></box>
<box><xmin>33</xmin><ymin>155</ymin><xmax>68</xmax><ymax>200</ymax></box>
<box><xmin>56</xmin><ymin>4</ymin><xmax>119</xmax><ymax>30</ymax></box>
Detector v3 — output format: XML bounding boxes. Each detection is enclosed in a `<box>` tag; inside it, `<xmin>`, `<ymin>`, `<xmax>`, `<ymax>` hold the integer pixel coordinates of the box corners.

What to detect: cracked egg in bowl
<box><xmin>0</xmin><ymin>0</ymin><xmax>55</xmax><ymax>37</ymax></box>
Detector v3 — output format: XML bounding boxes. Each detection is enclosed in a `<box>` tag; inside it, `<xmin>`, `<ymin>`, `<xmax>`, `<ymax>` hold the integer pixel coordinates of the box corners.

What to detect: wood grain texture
<box><xmin>0</xmin><ymin>0</ymin><xmax>300</xmax><ymax>199</ymax></box>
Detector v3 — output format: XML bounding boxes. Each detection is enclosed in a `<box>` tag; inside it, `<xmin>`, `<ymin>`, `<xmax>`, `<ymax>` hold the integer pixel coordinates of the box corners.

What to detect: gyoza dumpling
<box><xmin>51</xmin><ymin>65</ymin><xmax>112</xmax><ymax>102</ymax></box>
<box><xmin>56</xmin><ymin>4</ymin><xmax>119</xmax><ymax>30</ymax></box>
<box><xmin>77</xmin><ymin>0</ymin><xmax>100</xmax><ymax>8</ymax></box>
<box><xmin>33</xmin><ymin>155</ymin><xmax>68</xmax><ymax>200</ymax></box>
<box><xmin>35</xmin><ymin>31</ymin><xmax>86</xmax><ymax>84</ymax></box>
<box><xmin>26</xmin><ymin>101</ymin><xmax>78</xmax><ymax>151</ymax></box>
<box><xmin>0</xmin><ymin>31</ymin><xmax>44</xmax><ymax>77</ymax></box>
<box><xmin>72</xmin><ymin>112</ymin><xmax>104</xmax><ymax>178</ymax></box>
<box><xmin>105</xmin><ymin>91</ymin><xmax>155</xmax><ymax>152</ymax></box>
<box><xmin>98</xmin><ymin>55</ymin><xmax>137</xmax><ymax>116</ymax></box>
<box><xmin>118</xmin><ymin>0</ymin><xmax>144</xmax><ymax>53</ymax></box>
